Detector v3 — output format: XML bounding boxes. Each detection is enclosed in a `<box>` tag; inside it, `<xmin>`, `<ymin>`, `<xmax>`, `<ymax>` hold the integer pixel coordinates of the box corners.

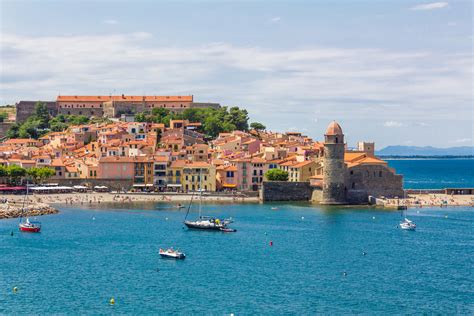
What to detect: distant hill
<box><xmin>376</xmin><ymin>146</ymin><xmax>474</xmax><ymax>157</ymax></box>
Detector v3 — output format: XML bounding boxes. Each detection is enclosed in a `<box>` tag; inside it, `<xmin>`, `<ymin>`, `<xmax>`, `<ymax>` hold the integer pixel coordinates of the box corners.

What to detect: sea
<box><xmin>386</xmin><ymin>158</ymin><xmax>474</xmax><ymax>189</ymax></box>
<box><xmin>0</xmin><ymin>159</ymin><xmax>473</xmax><ymax>314</ymax></box>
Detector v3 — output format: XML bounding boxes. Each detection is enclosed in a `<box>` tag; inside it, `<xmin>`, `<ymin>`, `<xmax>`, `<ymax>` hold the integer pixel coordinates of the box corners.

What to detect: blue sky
<box><xmin>1</xmin><ymin>0</ymin><xmax>472</xmax><ymax>148</ymax></box>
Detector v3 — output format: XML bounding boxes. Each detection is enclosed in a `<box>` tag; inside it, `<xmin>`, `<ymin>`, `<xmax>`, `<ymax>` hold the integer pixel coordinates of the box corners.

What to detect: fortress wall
<box><xmin>260</xmin><ymin>181</ymin><xmax>313</xmax><ymax>201</ymax></box>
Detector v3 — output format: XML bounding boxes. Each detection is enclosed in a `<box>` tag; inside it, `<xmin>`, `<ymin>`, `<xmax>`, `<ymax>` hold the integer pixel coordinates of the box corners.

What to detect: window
<box><xmin>379</xmin><ymin>171</ymin><xmax>382</xmax><ymax>177</ymax></box>
<box><xmin>253</xmin><ymin>170</ymin><xmax>257</xmax><ymax>176</ymax></box>
<box><xmin>352</xmin><ymin>182</ymin><xmax>355</xmax><ymax>189</ymax></box>
<box><xmin>350</xmin><ymin>170</ymin><xmax>354</xmax><ymax>175</ymax></box>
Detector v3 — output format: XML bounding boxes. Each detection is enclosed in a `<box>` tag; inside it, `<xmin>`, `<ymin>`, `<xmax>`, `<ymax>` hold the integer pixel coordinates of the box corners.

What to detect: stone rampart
<box><xmin>260</xmin><ymin>181</ymin><xmax>313</xmax><ymax>201</ymax></box>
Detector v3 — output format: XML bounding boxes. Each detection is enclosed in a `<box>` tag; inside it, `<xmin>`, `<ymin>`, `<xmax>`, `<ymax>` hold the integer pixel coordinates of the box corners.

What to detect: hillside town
<box><xmin>0</xmin><ymin>95</ymin><xmax>406</xmax><ymax>204</ymax></box>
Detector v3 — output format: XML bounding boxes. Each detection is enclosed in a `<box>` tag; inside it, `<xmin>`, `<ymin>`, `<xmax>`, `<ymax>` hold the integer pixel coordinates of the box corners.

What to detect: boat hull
<box><xmin>184</xmin><ymin>221</ymin><xmax>224</xmax><ymax>231</ymax></box>
<box><xmin>19</xmin><ymin>226</ymin><xmax>41</xmax><ymax>233</ymax></box>
<box><xmin>159</xmin><ymin>253</ymin><xmax>185</xmax><ymax>259</ymax></box>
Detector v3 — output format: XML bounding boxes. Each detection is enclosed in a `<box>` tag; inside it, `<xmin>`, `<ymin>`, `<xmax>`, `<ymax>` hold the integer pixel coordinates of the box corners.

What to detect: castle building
<box><xmin>16</xmin><ymin>95</ymin><xmax>221</xmax><ymax>122</ymax></box>
<box><xmin>15</xmin><ymin>101</ymin><xmax>57</xmax><ymax>123</ymax></box>
<box><xmin>317</xmin><ymin>121</ymin><xmax>404</xmax><ymax>204</ymax></box>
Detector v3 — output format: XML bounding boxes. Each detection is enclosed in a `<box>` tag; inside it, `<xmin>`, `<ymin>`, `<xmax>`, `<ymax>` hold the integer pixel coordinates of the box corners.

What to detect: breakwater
<box><xmin>0</xmin><ymin>202</ymin><xmax>58</xmax><ymax>219</ymax></box>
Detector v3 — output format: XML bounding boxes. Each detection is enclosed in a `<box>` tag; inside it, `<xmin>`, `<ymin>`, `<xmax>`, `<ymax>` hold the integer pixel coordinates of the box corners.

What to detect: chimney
<box><xmin>122</xmin><ymin>94</ymin><xmax>125</xmax><ymax>99</ymax></box>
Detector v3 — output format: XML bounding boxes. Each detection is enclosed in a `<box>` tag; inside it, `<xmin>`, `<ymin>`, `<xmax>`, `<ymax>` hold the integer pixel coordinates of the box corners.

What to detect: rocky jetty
<box><xmin>0</xmin><ymin>202</ymin><xmax>59</xmax><ymax>219</ymax></box>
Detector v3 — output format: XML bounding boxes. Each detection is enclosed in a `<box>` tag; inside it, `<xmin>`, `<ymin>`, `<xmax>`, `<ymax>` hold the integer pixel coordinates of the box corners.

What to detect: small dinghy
<box><xmin>159</xmin><ymin>248</ymin><xmax>185</xmax><ymax>259</ymax></box>
<box><xmin>219</xmin><ymin>227</ymin><xmax>237</xmax><ymax>233</ymax></box>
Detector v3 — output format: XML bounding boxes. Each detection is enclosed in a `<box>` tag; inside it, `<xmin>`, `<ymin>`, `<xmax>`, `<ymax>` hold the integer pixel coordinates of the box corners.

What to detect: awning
<box><xmin>133</xmin><ymin>184</ymin><xmax>154</xmax><ymax>187</ymax></box>
<box><xmin>94</xmin><ymin>186</ymin><xmax>108</xmax><ymax>189</ymax></box>
<box><xmin>0</xmin><ymin>186</ymin><xmax>26</xmax><ymax>191</ymax></box>
<box><xmin>167</xmin><ymin>184</ymin><xmax>182</xmax><ymax>187</ymax></box>
<box><xmin>222</xmin><ymin>184</ymin><xmax>237</xmax><ymax>188</ymax></box>
<box><xmin>73</xmin><ymin>185</ymin><xmax>88</xmax><ymax>189</ymax></box>
<box><xmin>30</xmin><ymin>186</ymin><xmax>73</xmax><ymax>191</ymax></box>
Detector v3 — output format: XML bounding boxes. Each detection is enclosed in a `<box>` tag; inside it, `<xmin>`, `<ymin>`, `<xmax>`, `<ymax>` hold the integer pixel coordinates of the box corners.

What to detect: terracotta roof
<box><xmin>57</xmin><ymin>95</ymin><xmax>193</xmax><ymax>102</ymax></box>
<box><xmin>99</xmin><ymin>156</ymin><xmax>151</xmax><ymax>163</ymax></box>
<box><xmin>292</xmin><ymin>160</ymin><xmax>315</xmax><ymax>168</ymax></box>
<box><xmin>325</xmin><ymin>121</ymin><xmax>343</xmax><ymax>136</ymax></box>
<box><xmin>184</xmin><ymin>161</ymin><xmax>212</xmax><ymax>168</ymax></box>
<box><xmin>4</xmin><ymin>139</ymin><xmax>35</xmax><ymax>144</ymax></box>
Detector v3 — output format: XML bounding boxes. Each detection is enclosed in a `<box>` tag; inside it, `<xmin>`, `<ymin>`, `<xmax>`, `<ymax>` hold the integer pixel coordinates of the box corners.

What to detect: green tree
<box><xmin>250</xmin><ymin>122</ymin><xmax>266</xmax><ymax>131</ymax></box>
<box><xmin>7</xmin><ymin>165</ymin><xmax>26</xmax><ymax>185</ymax></box>
<box><xmin>34</xmin><ymin>102</ymin><xmax>50</xmax><ymax>129</ymax></box>
<box><xmin>265</xmin><ymin>169</ymin><xmax>289</xmax><ymax>181</ymax></box>
<box><xmin>18</xmin><ymin>119</ymin><xmax>41</xmax><ymax>139</ymax></box>
<box><xmin>0</xmin><ymin>165</ymin><xmax>7</xmax><ymax>177</ymax></box>
<box><xmin>27</xmin><ymin>167</ymin><xmax>55</xmax><ymax>184</ymax></box>
<box><xmin>226</xmin><ymin>107</ymin><xmax>249</xmax><ymax>131</ymax></box>
<box><xmin>0</xmin><ymin>112</ymin><xmax>7</xmax><ymax>122</ymax></box>
<box><xmin>6</xmin><ymin>123</ymin><xmax>20</xmax><ymax>138</ymax></box>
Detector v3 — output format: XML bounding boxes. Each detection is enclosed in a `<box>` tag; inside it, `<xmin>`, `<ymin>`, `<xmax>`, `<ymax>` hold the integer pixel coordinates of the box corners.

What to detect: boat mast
<box><xmin>20</xmin><ymin>179</ymin><xmax>29</xmax><ymax>223</ymax></box>
<box><xmin>198</xmin><ymin>168</ymin><xmax>202</xmax><ymax>218</ymax></box>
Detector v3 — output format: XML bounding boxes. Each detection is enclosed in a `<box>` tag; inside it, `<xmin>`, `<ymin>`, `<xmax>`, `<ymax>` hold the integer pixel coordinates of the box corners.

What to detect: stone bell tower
<box><xmin>321</xmin><ymin>121</ymin><xmax>346</xmax><ymax>204</ymax></box>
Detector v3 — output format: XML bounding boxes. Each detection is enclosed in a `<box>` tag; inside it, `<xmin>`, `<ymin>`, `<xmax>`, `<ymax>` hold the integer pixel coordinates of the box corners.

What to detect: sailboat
<box><xmin>183</xmin><ymin>171</ymin><xmax>236</xmax><ymax>232</ymax></box>
<box><xmin>398</xmin><ymin>190</ymin><xmax>416</xmax><ymax>231</ymax></box>
<box><xmin>18</xmin><ymin>181</ymin><xmax>41</xmax><ymax>233</ymax></box>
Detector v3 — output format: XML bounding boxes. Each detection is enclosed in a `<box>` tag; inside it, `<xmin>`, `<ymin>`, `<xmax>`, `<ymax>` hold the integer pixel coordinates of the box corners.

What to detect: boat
<box><xmin>19</xmin><ymin>218</ymin><xmax>41</xmax><ymax>233</ymax></box>
<box><xmin>219</xmin><ymin>227</ymin><xmax>237</xmax><ymax>233</ymax></box>
<box><xmin>18</xmin><ymin>181</ymin><xmax>41</xmax><ymax>233</ymax></box>
<box><xmin>183</xmin><ymin>170</ymin><xmax>235</xmax><ymax>232</ymax></box>
<box><xmin>159</xmin><ymin>248</ymin><xmax>185</xmax><ymax>259</ymax></box>
<box><xmin>399</xmin><ymin>218</ymin><xmax>416</xmax><ymax>230</ymax></box>
<box><xmin>398</xmin><ymin>191</ymin><xmax>416</xmax><ymax>230</ymax></box>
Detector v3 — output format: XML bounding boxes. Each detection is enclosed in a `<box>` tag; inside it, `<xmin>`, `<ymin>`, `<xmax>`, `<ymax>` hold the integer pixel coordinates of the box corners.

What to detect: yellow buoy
<box><xmin>13</xmin><ymin>287</ymin><xmax>18</xmax><ymax>293</ymax></box>
<box><xmin>110</xmin><ymin>297</ymin><xmax>115</xmax><ymax>305</ymax></box>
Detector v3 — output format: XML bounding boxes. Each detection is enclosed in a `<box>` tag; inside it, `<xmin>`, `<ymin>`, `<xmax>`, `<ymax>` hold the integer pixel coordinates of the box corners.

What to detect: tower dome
<box><xmin>325</xmin><ymin>121</ymin><xmax>343</xmax><ymax>136</ymax></box>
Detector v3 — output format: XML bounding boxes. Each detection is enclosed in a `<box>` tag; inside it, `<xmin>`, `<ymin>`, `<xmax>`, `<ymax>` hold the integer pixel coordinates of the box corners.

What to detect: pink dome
<box><xmin>325</xmin><ymin>121</ymin><xmax>343</xmax><ymax>136</ymax></box>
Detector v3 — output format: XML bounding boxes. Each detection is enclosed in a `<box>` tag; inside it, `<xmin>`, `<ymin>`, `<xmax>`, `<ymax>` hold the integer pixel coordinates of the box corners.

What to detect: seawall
<box><xmin>260</xmin><ymin>181</ymin><xmax>313</xmax><ymax>202</ymax></box>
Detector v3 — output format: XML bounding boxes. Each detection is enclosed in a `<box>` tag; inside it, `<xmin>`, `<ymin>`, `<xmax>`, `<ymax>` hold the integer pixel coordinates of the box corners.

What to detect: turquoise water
<box><xmin>387</xmin><ymin>158</ymin><xmax>474</xmax><ymax>189</ymax></box>
<box><xmin>1</xmin><ymin>203</ymin><xmax>473</xmax><ymax>314</ymax></box>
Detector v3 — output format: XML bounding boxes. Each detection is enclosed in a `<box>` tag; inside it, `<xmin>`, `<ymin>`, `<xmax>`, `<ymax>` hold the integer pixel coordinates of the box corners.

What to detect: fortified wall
<box><xmin>260</xmin><ymin>181</ymin><xmax>313</xmax><ymax>201</ymax></box>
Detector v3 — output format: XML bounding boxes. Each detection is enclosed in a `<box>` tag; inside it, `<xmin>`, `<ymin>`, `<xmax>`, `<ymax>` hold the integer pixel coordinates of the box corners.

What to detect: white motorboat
<box><xmin>159</xmin><ymin>248</ymin><xmax>185</xmax><ymax>259</ymax></box>
<box><xmin>399</xmin><ymin>218</ymin><xmax>416</xmax><ymax>230</ymax></box>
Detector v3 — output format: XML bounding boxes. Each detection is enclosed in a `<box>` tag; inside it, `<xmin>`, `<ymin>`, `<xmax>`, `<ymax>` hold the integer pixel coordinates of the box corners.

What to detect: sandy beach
<box><xmin>383</xmin><ymin>193</ymin><xmax>474</xmax><ymax>208</ymax></box>
<box><xmin>2</xmin><ymin>192</ymin><xmax>473</xmax><ymax>209</ymax></box>
<box><xmin>2</xmin><ymin>192</ymin><xmax>260</xmax><ymax>206</ymax></box>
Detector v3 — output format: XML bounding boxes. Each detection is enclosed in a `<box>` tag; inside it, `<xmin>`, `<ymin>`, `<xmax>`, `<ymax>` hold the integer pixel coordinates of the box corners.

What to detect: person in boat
<box><xmin>215</xmin><ymin>219</ymin><xmax>220</xmax><ymax>225</ymax></box>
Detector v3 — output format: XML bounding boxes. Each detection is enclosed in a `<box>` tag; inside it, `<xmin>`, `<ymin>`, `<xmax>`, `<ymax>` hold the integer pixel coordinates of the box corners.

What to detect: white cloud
<box><xmin>103</xmin><ymin>19</ymin><xmax>118</xmax><ymax>25</ymax></box>
<box><xmin>384</xmin><ymin>121</ymin><xmax>404</xmax><ymax>127</ymax></box>
<box><xmin>0</xmin><ymin>32</ymin><xmax>471</xmax><ymax>144</ymax></box>
<box><xmin>411</xmin><ymin>2</ymin><xmax>449</xmax><ymax>11</ymax></box>
<box><xmin>270</xmin><ymin>17</ymin><xmax>281</xmax><ymax>23</ymax></box>
<box><xmin>453</xmin><ymin>138</ymin><xmax>471</xmax><ymax>143</ymax></box>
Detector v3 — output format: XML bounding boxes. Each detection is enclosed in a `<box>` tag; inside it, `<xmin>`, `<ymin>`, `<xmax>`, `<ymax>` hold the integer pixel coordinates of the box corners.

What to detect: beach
<box><xmin>2</xmin><ymin>192</ymin><xmax>472</xmax><ymax>211</ymax></box>
<box><xmin>383</xmin><ymin>193</ymin><xmax>474</xmax><ymax>208</ymax></box>
<box><xmin>2</xmin><ymin>192</ymin><xmax>260</xmax><ymax>206</ymax></box>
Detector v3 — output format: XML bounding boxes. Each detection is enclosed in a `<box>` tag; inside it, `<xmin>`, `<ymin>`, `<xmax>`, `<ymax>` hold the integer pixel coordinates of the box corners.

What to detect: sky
<box><xmin>0</xmin><ymin>0</ymin><xmax>472</xmax><ymax>148</ymax></box>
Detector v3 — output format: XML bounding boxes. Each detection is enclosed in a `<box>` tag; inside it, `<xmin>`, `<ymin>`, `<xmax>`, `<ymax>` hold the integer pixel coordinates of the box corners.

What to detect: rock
<box><xmin>0</xmin><ymin>202</ymin><xmax>59</xmax><ymax>219</ymax></box>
